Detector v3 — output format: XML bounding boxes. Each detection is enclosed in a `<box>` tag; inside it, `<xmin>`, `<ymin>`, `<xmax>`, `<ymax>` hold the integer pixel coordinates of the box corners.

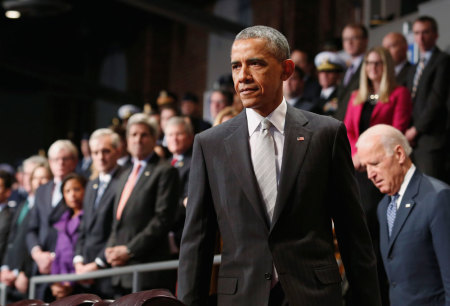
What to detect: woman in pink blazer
<box><xmin>344</xmin><ymin>46</ymin><xmax>412</xmax><ymax>164</ymax></box>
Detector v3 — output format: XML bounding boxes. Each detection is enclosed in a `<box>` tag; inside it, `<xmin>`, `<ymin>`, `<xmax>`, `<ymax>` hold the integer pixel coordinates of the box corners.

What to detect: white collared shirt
<box><xmin>320</xmin><ymin>86</ymin><xmax>336</xmax><ymax>99</ymax></box>
<box><xmin>246</xmin><ymin>99</ymin><xmax>286</xmax><ymax>185</ymax></box>
<box><xmin>396</xmin><ymin>164</ymin><xmax>416</xmax><ymax>209</ymax></box>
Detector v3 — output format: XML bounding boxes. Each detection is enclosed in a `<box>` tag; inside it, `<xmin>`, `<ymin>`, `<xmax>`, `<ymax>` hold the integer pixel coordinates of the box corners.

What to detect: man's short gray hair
<box><xmin>48</xmin><ymin>140</ymin><xmax>78</xmax><ymax>159</ymax></box>
<box><xmin>165</xmin><ymin>116</ymin><xmax>194</xmax><ymax>136</ymax></box>
<box><xmin>356</xmin><ymin>124</ymin><xmax>412</xmax><ymax>156</ymax></box>
<box><xmin>126</xmin><ymin>113</ymin><xmax>159</xmax><ymax>139</ymax></box>
<box><xmin>235</xmin><ymin>25</ymin><xmax>290</xmax><ymax>62</ymax></box>
<box><xmin>89</xmin><ymin>128</ymin><xmax>121</xmax><ymax>149</ymax></box>
<box><xmin>23</xmin><ymin>155</ymin><xmax>48</xmax><ymax>170</ymax></box>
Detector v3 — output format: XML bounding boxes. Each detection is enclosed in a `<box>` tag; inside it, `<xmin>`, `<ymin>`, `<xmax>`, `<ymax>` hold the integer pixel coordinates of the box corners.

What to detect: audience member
<box><xmin>209</xmin><ymin>89</ymin><xmax>233</xmax><ymax>121</ymax></box>
<box><xmin>109</xmin><ymin>125</ymin><xmax>132</xmax><ymax>168</ymax></box>
<box><xmin>0</xmin><ymin>170</ymin><xmax>13</xmax><ymax>265</ymax></box>
<box><xmin>50</xmin><ymin>173</ymin><xmax>86</xmax><ymax>300</ymax></box>
<box><xmin>290</xmin><ymin>49</ymin><xmax>321</xmax><ymax>101</ymax></box>
<box><xmin>117</xmin><ymin>104</ymin><xmax>141</xmax><ymax>129</ymax></box>
<box><xmin>26</xmin><ymin>140</ymin><xmax>78</xmax><ymax>299</ymax></box>
<box><xmin>74</xmin><ymin>128</ymin><xmax>123</xmax><ymax>298</ymax></box>
<box><xmin>165</xmin><ymin>117</ymin><xmax>194</xmax><ymax>252</ymax></box>
<box><xmin>312</xmin><ymin>51</ymin><xmax>345</xmax><ymax>116</ymax></box>
<box><xmin>336</xmin><ymin>24</ymin><xmax>368</xmax><ymax>120</ymax></box>
<box><xmin>405</xmin><ymin>16</ymin><xmax>450</xmax><ymax>182</ymax></box>
<box><xmin>105</xmin><ymin>113</ymin><xmax>179</xmax><ymax>295</ymax></box>
<box><xmin>382</xmin><ymin>32</ymin><xmax>411</xmax><ymax>86</ymax></box>
<box><xmin>180</xmin><ymin>92</ymin><xmax>212</xmax><ymax>134</ymax></box>
<box><xmin>356</xmin><ymin>124</ymin><xmax>450</xmax><ymax>306</ymax></box>
<box><xmin>76</xmin><ymin>134</ymin><xmax>92</xmax><ymax>179</ymax></box>
<box><xmin>1</xmin><ymin>162</ymin><xmax>51</xmax><ymax>302</ymax></box>
<box><xmin>283</xmin><ymin>65</ymin><xmax>316</xmax><ymax>111</ymax></box>
<box><xmin>213</xmin><ymin>106</ymin><xmax>240</xmax><ymax>126</ymax></box>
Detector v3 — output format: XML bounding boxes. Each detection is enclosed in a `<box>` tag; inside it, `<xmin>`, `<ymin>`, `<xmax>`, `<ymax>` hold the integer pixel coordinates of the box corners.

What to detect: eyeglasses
<box><xmin>365</xmin><ymin>61</ymin><xmax>383</xmax><ymax>67</ymax></box>
<box><xmin>342</xmin><ymin>36</ymin><xmax>363</xmax><ymax>42</ymax></box>
<box><xmin>49</xmin><ymin>156</ymin><xmax>74</xmax><ymax>163</ymax></box>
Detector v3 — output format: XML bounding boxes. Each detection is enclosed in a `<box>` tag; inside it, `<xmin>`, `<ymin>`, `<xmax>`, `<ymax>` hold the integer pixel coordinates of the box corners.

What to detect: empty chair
<box><xmin>49</xmin><ymin>293</ymin><xmax>102</xmax><ymax>306</ymax></box>
<box><xmin>110</xmin><ymin>289</ymin><xmax>185</xmax><ymax>306</ymax></box>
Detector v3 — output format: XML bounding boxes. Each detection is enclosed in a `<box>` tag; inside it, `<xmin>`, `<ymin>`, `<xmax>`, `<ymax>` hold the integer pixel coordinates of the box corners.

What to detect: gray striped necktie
<box><xmin>411</xmin><ymin>57</ymin><xmax>425</xmax><ymax>99</ymax></box>
<box><xmin>252</xmin><ymin>118</ymin><xmax>277</xmax><ymax>221</ymax></box>
<box><xmin>387</xmin><ymin>194</ymin><xmax>400</xmax><ymax>237</ymax></box>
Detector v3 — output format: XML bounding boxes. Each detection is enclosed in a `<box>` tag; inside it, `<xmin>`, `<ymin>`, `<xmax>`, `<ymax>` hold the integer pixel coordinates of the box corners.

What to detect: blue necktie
<box><xmin>94</xmin><ymin>179</ymin><xmax>108</xmax><ymax>209</ymax></box>
<box><xmin>387</xmin><ymin>194</ymin><xmax>400</xmax><ymax>237</ymax></box>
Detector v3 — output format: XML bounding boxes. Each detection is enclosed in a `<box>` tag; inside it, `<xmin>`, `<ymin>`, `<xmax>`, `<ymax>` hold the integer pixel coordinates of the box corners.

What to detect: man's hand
<box><xmin>15</xmin><ymin>272</ymin><xmax>28</xmax><ymax>294</ymax></box>
<box><xmin>32</xmin><ymin>249</ymin><xmax>54</xmax><ymax>274</ymax></box>
<box><xmin>105</xmin><ymin>246</ymin><xmax>130</xmax><ymax>267</ymax></box>
<box><xmin>405</xmin><ymin>126</ymin><xmax>417</xmax><ymax>146</ymax></box>
<box><xmin>352</xmin><ymin>154</ymin><xmax>365</xmax><ymax>172</ymax></box>
<box><xmin>51</xmin><ymin>282</ymin><xmax>73</xmax><ymax>300</ymax></box>
<box><xmin>75</xmin><ymin>262</ymin><xmax>98</xmax><ymax>274</ymax></box>
<box><xmin>1</xmin><ymin>269</ymin><xmax>16</xmax><ymax>286</ymax></box>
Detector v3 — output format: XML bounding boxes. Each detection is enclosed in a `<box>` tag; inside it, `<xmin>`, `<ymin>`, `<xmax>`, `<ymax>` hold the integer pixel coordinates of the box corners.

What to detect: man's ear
<box><xmin>281</xmin><ymin>59</ymin><xmax>295</xmax><ymax>81</ymax></box>
<box><xmin>394</xmin><ymin>144</ymin><xmax>406</xmax><ymax>164</ymax></box>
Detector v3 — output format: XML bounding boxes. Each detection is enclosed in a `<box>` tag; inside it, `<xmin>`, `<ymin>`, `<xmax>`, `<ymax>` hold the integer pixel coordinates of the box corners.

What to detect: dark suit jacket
<box><xmin>75</xmin><ymin>167</ymin><xmax>124</xmax><ymax>264</ymax></box>
<box><xmin>26</xmin><ymin>182</ymin><xmax>67</xmax><ymax>266</ymax></box>
<box><xmin>311</xmin><ymin>87</ymin><xmax>338</xmax><ymax>116</ymax></box>
<box><xmin>2</xmin><ymin>200</ymin><xmax>33</xmax><ymax>276</ymax></box>
<box><xmin>302</xmin><ymin>75</ymin><xmax>322</xmax><ymax>102</ymax></box>
<box><xmin>178</xmin><ymin>105</ymin><xmax>381</xmax><ymax>306</ymax></box>
<box><xmin>395</xmin><ymin>62</ymin><xmax>412</xmax><ymax>87</ymax></box>
<box><xmin>0</xmin><ymin>205</ymin><xmax>12</xmax><ymax>265</ymax></box>
<box><xmin>406</xmin><ymin>47</ymin><xmax>450</xmax><ymax>179</ymax></box>
<box><xmin>377</xmin><ymin>169</ymin><xmax>450</xmax><ymax>306</ymax></box>
<box><xmin>106</xmin><ymin>154</ymin><xmax>179</xmax><ymax>289</ymax></box>
<box><xmin>336</xmin><ymin>62</ymin><xmax>362</xmax><ymax>121</ymax></box>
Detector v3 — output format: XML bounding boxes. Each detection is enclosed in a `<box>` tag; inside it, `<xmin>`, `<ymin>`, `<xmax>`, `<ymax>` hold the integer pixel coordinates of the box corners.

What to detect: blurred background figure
<box><xmin>180</xmin><ymin>92</ymin><xmax>211</xmax><ymax>134</ymax></box>
<box><xmin>76</xmin><ymin>134</ymin><xmax>92</xmax><ymax>179</ymax></box>
<box><xmin>213</xmin><ymin>106</ymin><xmax>240</xmax><ymax>126</ymax></box>
<box><xmin>209</xmin><ymin>89</ymin><xmax>234</xmax><ymax>122</ymax></box>
<box><xmin>283</xmin><ymin>66</ymin><xmax>316</xmax><ymax>111</ymax></box>
<box><xmin>382</xmin><ymin>32</ymin><xmax>411</xmax><ymax>86</ymax></box>
<box><xmin>312</xmin><ymin>51</ymin><xmax>346</xmax><ymax>116</ymax></box>
<box><xmin>1</xmin><ymin>161</ymin><xmax>51</xmax><ymax>303</ymax></box>
<box><xmin>117</xmin><ymin>104</ymin><xmax>141</xmax><ymax>129</ymax></box>
<box><xmin>290</xmin><ymin>49</ymin><xmax>321</xmax><ymax>101</ymax></box>
<box><xmin>0</xmin><ymin>170</ymin><xmax>14</xmax><ymax>265</ymax></box>
<box><xmin>50</xmin><ymin>173</ymin><xmax>86</xmax><ymax>300</ymax></box>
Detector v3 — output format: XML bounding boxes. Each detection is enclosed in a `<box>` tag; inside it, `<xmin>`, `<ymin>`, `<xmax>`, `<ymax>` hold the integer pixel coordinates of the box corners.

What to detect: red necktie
<box><xmin>171</xmin><ymin>158</ymin><xmax>178</xmax><ymax>166</ymax></box>
<box><xmin>116</xmin><ymin>163</ymin><xmax>142</xmax><ymax>220</ymax></box>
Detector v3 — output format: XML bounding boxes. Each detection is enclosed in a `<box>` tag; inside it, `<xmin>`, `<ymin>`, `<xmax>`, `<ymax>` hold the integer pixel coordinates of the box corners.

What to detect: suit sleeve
<box><xmin>329</xmin><ymin>122</ymin><xmax>382</xmax><ymax>306</ymax></box>
<box><xmin>343</xmin><ymin>91</ymin><xmax>359</xmax><ymax>156</ymax></box>
<box><xmin>26</xmin><ymin>197</ymin><xmax>41</xmax><ymax>253</ymax></box>
<box><xmin>415</xmin><ymin>55</ymin><xmax>450</xmax><ymax>134</ymax></box>
<box><xmin>126</xmin><ymin>166</ymin><xmax>179</xmax><ymax>259</ymax></box>
<box><xmin>430</xmin><ymin>188</ymin><xmax>450</xmax><ymax>302</ymax></box>
<box><xmin>177</xmin><ymin>135</ymin><xmax>218</xmax><ymax>306</ymax></box>
<box><xmin>0</xmin><ymin>209</ymin><xmax>12</xmax><ymax>264</ymax></box>
<box><xmin>391</xmin><ymin>86</ymin><xmax>412</xmax><ymax>133</ymax></box>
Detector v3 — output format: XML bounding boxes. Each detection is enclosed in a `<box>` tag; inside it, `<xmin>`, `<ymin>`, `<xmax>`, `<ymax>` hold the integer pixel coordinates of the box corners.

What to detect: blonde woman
<box><xmin>344</xmin><ymin>46</ymin><xmax>412</xmax><ymax>169</ymax></box>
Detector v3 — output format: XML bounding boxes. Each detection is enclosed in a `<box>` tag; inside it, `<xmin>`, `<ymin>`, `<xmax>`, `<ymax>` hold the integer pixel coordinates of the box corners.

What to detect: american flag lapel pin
<box><xmin>297</xmin><ymin>136</ymin><xmax>305</xmax><ymax>141</ymax></box>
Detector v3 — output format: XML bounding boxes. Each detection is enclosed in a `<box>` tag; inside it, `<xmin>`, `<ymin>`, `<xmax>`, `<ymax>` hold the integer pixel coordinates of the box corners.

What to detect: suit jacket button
<box><xmin>264</xmin><ymin>273</ymin><xmax>272</xmax><ymax>280</ymax></box>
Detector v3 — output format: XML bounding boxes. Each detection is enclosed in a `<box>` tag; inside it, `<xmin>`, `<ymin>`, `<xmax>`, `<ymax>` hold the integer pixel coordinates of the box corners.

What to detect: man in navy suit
<box><xmin>74</xmin><ymin>128</ymin><xmax>123</xmax><ymax>297</ymax></box>
<box><xmin>357</xmin><ymin>124</ymin><xmax>450</xmax><ymax>306</ymax></box>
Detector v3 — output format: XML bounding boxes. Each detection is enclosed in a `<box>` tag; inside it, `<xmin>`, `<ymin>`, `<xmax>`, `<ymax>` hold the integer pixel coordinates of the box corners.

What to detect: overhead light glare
<box><xmin>5</xmin><ymin>10</ymin><xmax>21</xmax><ymax>19</ymax></box>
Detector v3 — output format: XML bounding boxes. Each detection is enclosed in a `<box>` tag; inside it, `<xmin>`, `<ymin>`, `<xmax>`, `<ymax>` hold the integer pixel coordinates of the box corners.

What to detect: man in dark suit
<box><xmin>290</xmin><ymin>49</ymin><xmax>321</xmax><ymax>102</ymax></box>
<box><xmin>283</xmin><ymin>65</ymin><xmax>316</xmax><ymax>111</ymax></box>
<box><xmin>382</xmin><ymin>32</ymin><xmax>411</xmax><ymax>87</ymax></box>
<box><xmin>74</xmin><ymin>128</ymin><xmax>123</xmax><ymax>298</ymax></box>
<box><xmin>0</xmin><ymin>170</ymin><xmax>13</xmax><ymax>265</ymax></box>
<box><xmin>335</xmin><ymin>24</ymin><xmax>368</xmax><ymax>121</ymax></box>
<box><xmin>26</xmin><ymin>140</ymin><xmax>77</xmax><ymax>299</ymax></box>
<box><xmin>105</xmin><ymin>113</ymin><xmax>179</xmax><ymax>295</ymax></box>
<box><xmin>357</xmin><ymin>124</ymin><xmax>450</xmax><ymax>306</ymax></box>
<box><xmin>405</xmin><ymin>16</ymin><xmax>450</xmax><ymax>182</ymax></box>
<box><xmin>178</xmin><ymin>25</ymin><xmax>380</xmax><ymax>306</ymax></box>
<box><xmin>165</xmin><ymin>116</ymin><xmax>194</xmax><ymax>251</ymax></box>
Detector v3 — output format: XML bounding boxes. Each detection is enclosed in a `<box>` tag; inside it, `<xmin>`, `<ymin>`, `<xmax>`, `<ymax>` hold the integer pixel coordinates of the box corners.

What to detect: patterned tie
<box><xmin>94</xmin><ymin>179</ymin><xmax>108</xmax><ymax>209</ymax></box>
<box><xmin>387</xmin><ymin>194</ymin><xmax>400</xmax><ymax>237</ymax></box>
<box><xmin>17</xmin><ymin>200</ymin><xmax>29</xmax><ymax>225</ymax></box>
<box><xmin>171</xmin><ymin>158</ymin><xmax>178</xmax><ymax>167</ymax></box>
<box><xmin>343</xmin><ymin>64</ymin><xmax>354</xmax><ymax>86</ymax></box>
<box><xmin>252</xmin><ymin>118</ymin><xmax>278</xmax><ymax>221</ymax></box>
<box><xmin>411</xmin><ymin>57</ymin><xmax>425</xmax><ymax>99</ymax></box>
<box><xmin>116</xmin><ymin>163</ymin><xmax>142</xmax><ymax>220</ymax></box>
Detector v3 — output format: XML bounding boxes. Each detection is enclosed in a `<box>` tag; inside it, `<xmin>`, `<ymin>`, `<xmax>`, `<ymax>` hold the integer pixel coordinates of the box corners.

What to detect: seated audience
<box><xmin>180</xmin><ymin>92</ymin><xmax>211</xmax><ymax>134</ymax></box>
<box><xmin>283</xmin><ymin>65</ymin><xmax>316</xmax><ymax>111</ymax></box>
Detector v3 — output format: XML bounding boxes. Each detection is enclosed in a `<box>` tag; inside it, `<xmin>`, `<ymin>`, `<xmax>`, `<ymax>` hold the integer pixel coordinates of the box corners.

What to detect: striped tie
<box><xmin>252</xmin><ymin>118</ymin><xmax>277</xmax><ymax>221</ymax></box>
<box><xmin>387</xmin><ymin>194</ymin><xmax>399</xmax><ymax>237</ymax></box>
<box><xmin>411</xmin><ymin>57</ymin><xmax>425</xmax><ymax>99</ymax></box>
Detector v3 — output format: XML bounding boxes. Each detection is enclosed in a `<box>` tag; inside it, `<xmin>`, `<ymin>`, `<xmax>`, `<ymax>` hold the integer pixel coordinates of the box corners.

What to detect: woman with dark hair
<box><xmin>50</xmin><ymin>173</ymin><xmax>86</xmax><ymax>300</ymax></box>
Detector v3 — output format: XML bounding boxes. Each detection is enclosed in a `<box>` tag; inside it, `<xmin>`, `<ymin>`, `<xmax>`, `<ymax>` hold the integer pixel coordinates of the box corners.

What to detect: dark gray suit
<box><xmin>395</xmin><ymin>62</ymin><xmax>412</xmax><ymax>87</ymax></box>
<box><xmin>336</xmin><ymin>62</ymin><xmax>362</xmax><ymax>121</ymax></box>
<box><xmin>407</xmin><ymin>47</ymin><xmax>450</xmax><ymax>181</ymax></box>
<box><xmin>106</xmin><ymin>154</ymin><xmax>179</xmax><ymax>290</ymax></box>
<box><xmin>178</xmin><ymin>105</ymin><xmax>380</xmax><ymax>306</ymax></box>
<box><xmin>0</xmin><ymin>204</ymin><xmax>12</xmax><ymax>265</ymax></box>
<box><xmin>378</xmin><ymin>169</ymin><xmax>450</xmax><ymax>305</ymax></box>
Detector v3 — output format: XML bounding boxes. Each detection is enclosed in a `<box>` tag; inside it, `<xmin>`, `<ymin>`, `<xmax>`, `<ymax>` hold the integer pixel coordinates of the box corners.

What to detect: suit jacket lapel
<box><xmin>86</xmin><ymin>178</ymin><xmax>100</xmax><ymax>230</ymax></box>
<box><xmin>224</xmin><ymin>112</ymin><xmax>270</xmax><ymax>227</ymax></box>
<box><xmin>388</xmin><ymin>170</ymin><xmax>420</xmax><ymax>252</ymax></box>
<box><xmin>271</xmin><ymin>106</ymin><xmax>311</xmax><ymax>230</ymax></box>
<box><xmin>378</xmin><ymin>195</ymin><xmax>390</xmax><ymax>258</ymax></box>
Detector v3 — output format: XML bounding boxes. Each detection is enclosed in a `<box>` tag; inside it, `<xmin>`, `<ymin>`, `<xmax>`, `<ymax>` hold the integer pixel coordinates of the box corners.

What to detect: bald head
<box><xmin>382</xmin><ymin>32</ymin><xmax>408</xmax><ymax>65</ymax></box>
